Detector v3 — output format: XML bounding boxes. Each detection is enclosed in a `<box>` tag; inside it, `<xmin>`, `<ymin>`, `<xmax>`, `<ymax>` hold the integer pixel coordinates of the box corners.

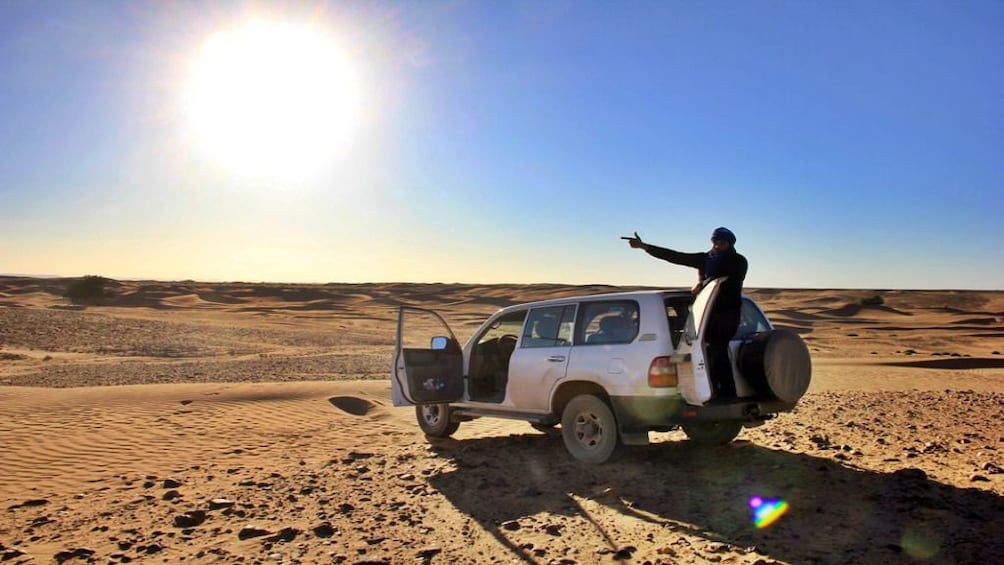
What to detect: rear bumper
<box><xmin>610</xmin><ymin>395</ymin><xmax>796</xmax><ymax>432</ymax></box>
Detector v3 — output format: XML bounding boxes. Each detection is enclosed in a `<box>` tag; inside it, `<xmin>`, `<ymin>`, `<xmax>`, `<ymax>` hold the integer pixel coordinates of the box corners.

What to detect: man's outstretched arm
<box><xmin>642</xmin><ymin>243</ymin><xmax>706</xmax><ymax>271</ymax></box>
<box><xmin>625</xmin><ymin>232</ymin><xmax>705</xmax><ymax>271</ymax></box>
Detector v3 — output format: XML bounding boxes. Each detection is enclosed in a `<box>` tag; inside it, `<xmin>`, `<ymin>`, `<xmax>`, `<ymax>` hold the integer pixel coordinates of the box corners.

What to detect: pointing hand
<box><xmin>621</xmin><ymin>231</ymin><xmax>645</xmax><ymax>249</ymax></box>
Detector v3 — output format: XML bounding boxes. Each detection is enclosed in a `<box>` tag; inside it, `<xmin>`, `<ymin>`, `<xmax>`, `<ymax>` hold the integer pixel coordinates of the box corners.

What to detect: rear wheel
<box><xmin>415</xmin><ymin>404</ymin><xmax>460</xmax><ymax>437</ymax></box>
<box><xmin>561</xmin><ymin>395</ymin><xmax>619</xmax><ymax>464</ymax></box>
<box><xmin>681</xmin><ymin>420</ymin><xmax>742</xmax><ymax>446</ymax></box>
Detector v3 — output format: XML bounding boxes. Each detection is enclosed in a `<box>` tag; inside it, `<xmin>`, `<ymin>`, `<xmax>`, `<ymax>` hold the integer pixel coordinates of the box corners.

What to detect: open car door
<box><xmin>677</xmin><ymin>277</ymin><xmax>724</xmax><ymax>406</ymax></box>
<box><xmin>392</xmin><ymin>306</ymin><xmax>465</xmax><ymax>407</ymax></box>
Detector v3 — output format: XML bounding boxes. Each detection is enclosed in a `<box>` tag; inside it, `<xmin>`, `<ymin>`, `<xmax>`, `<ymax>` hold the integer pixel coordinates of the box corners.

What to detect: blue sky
<box><xmin>1</xmin><ymin>1</ymin><xmax>1001</xmax><ymax>289</ymax></box>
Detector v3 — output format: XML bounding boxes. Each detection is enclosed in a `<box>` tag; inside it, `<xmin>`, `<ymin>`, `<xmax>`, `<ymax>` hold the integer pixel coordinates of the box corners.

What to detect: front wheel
<box><xmin>415</xmin><ymin>404</ymin><xmax>460</xmax><ymax>437</ymax></box>
<box><xmin>561</xmin><ymin>395</ymin><xmax>619</xmax><ymax>464</ymax></box>
<box><xmin>681</xmin><ymin>420</ymin><xmax>742</xmax><ymax>446</ymax></box>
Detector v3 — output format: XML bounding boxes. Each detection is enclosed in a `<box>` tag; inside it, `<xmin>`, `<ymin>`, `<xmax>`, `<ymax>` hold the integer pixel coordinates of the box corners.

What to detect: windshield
<box><xmin>478</xmin><ymin>310</ymin><xmax>527</xmax><ymax>345</ymax></box>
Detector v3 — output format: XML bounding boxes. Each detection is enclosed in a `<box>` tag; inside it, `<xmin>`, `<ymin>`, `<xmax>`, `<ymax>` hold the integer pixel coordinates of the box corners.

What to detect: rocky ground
<box><xmin>1</xmin><ymin>278</ymin><xmax>1002</xmax><ymax>563</ymax></box>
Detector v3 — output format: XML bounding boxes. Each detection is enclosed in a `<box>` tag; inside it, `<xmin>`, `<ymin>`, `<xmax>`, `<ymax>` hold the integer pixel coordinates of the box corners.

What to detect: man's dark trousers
<box><xmin>705</xmin><ymin>310</ymin><xmax>740</xmax><ymax>398</ymax></box>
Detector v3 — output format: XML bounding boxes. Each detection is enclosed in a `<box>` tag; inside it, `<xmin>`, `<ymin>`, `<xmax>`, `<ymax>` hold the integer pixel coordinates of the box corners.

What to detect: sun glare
<box><xmin>186</xmin><ymin>21</ymin><xmax>358</xmax><ymax>181</ymax></box>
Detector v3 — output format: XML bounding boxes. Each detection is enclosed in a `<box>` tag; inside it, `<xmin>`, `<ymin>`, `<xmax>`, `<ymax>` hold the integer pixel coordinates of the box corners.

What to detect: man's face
<box><xmin>711</xmin><ymin>239</ymin><xmax>731</xmax><ymax>254</ymax></box>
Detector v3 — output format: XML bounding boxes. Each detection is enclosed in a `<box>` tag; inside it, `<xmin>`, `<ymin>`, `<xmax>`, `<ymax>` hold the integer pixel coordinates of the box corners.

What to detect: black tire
<box><xmin>739</xmin><ymin>329</ymin><xmax>812</xmax><ymax>402</ymax></box>
<box><xmin>560</xmin><ymin>395</ymin><xmax>619</xmax><ymax>464</ymax></box>
<box><xmin>681</xmin><ymin>420</ymin><xmax>743</xmax><ymax>446</ymax></box>
<box><xmin>415</xmin><ymin>404</ymin><xmax>460</xmax><ymax>437</ymax></box>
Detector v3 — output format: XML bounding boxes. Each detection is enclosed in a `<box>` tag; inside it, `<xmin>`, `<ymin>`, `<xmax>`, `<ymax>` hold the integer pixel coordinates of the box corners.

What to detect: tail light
<box><xmin>648</xmin><ymin>356</ymin><xmax>678</xmax><ymax>387</ymax></box>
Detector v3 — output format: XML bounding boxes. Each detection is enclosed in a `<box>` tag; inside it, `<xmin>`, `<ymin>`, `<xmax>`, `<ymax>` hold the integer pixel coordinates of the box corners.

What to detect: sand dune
<box><xmin>1</xmin><ymin>277</ymin><xmax>1002</xmax><ymax>563</ymax></box>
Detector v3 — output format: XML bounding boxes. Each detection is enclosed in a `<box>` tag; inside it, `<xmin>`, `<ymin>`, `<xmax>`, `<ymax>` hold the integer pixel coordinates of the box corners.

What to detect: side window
<box><xmin>521</xmin><ymin>305</ymin><xmax>574</xmax><ymax>348</ymax></box>
<box><xmin>735</xmin><ymin>298</ymin><xmax>770</xmax><ymax>339</ymax></box>
<box><xmin>577</xmin><ymin>300</ymin><xmax>640</xmax><ymax>345</ymax></box>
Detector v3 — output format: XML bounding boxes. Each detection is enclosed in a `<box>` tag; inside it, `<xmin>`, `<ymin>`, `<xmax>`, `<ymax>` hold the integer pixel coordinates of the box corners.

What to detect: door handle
<box><xmin>548</xmin><ymin>355</ymin><xmax>566</xmax><ymax>362</ymax></box>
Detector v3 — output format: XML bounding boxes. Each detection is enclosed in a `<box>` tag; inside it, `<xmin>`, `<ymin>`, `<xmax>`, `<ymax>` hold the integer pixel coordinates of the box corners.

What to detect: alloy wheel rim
<box><xmin>574</xmin><ymin>412</ymin><xmax>601</xmax><ymax>447</ymax></box>
<box><xmin>421</xmin><ymin>406</ymin><xmax>440</xmax><ymax>426</ymax></box>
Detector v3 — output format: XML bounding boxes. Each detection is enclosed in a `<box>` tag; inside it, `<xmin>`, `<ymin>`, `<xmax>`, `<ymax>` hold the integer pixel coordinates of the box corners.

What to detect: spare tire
<box><xmin>738</xmin><ymin>329</ymin><xmax>812</xmax><ymax>402</ymax></box>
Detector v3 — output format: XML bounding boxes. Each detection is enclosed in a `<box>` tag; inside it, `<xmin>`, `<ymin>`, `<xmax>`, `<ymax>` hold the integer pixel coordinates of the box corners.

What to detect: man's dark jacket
<box><xmin>642</xmin><ymin>244</ymin><xmax>748</xmax><ymax>316</ymax></box>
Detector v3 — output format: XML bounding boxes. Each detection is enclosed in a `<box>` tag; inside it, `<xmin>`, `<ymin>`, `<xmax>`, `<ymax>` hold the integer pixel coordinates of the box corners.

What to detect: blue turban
<box><xmin>711</xmin><ymin>227</ymin><xmax>736</xmax><ymax>244</ymax></box>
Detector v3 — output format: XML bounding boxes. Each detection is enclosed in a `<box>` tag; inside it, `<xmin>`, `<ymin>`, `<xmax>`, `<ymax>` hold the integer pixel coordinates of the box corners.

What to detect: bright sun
<box><xmin>186</xmin><ymin>21</ymin><xmax>358</xmax><ymax>181</ymax></box>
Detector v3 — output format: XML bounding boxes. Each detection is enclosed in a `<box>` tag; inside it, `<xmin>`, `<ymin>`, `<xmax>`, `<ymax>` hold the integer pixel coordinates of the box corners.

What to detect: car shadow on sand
<box><xmin>427</xmin><ymin>433</ymin><xmax>1004</xmax><ymax>564</ymax></box>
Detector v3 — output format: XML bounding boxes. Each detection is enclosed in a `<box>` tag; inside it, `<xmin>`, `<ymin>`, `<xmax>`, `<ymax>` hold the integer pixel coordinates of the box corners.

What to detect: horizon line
<box><xmin>1</xmin><ymin>273</ymin><xmax>1001</xmax><ymax>293</ymax></box>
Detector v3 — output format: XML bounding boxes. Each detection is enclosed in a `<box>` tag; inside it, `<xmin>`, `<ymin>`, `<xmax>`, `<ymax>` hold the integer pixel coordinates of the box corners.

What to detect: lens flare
<box><xmin>749</xmin><ymin>496</ymin><xmax>789</xmax><ymax>528</ymax></box>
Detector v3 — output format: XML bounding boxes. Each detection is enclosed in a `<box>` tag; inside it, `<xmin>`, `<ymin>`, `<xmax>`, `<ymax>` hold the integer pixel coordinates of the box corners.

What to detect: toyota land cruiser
<box><xmin>392</xmin><ymin>278</ymin><xmax>811</xmax><ymax>464</ymax></box>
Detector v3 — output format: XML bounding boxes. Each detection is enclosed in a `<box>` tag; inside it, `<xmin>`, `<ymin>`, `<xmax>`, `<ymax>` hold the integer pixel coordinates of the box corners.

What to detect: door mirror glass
<box><xmin>430</xmin><ymin>336</ymin><xmax>450</xmax><ymax>350</ymax></box>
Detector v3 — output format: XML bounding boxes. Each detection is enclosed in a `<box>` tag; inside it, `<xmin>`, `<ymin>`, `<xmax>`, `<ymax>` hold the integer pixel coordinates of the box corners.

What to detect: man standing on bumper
<box><xmin>626</xmin><ymin>227</ymin><xmax>748</xmax><ymax>399</ymax></box>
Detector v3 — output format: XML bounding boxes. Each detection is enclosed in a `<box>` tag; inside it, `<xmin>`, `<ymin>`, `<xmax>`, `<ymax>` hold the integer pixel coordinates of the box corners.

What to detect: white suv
<box><xmin>392</xmin><ymin>279</ymin><xmax>811</xmax><ymax>464</ymax></box>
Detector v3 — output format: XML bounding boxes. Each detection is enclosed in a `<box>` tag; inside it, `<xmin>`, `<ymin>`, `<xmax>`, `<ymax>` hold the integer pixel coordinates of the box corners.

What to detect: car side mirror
<box><xmin>430</xmin><ymin>336</ymin><xmax>450</xmax><ymax>350</ymax></box>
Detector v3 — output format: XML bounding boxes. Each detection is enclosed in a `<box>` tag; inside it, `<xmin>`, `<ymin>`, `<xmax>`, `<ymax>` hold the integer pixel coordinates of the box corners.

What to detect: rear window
<box><xmin>577</xmin><ymin>300</ymin><xmax>639</xmax><ymax>345</ymax></box>
<box><xmin>665</xmin><ymin>295</ymin><xmax>694</xmax><ymax>348</ymax></box>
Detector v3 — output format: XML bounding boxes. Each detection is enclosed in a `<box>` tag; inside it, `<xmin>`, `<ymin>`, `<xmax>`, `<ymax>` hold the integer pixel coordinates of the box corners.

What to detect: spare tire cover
<box><xmin>739</xmin><ymin>329</ymin><xmax>812</xmax><ymax>403</ymax></box>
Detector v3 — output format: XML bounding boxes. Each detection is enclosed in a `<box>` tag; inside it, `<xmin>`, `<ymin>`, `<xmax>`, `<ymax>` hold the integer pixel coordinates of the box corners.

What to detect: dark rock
<box><xmin>238</xmin><ymin>526</ymin><xmax>271</xmax><ymax>540</ymax></box>
<box><xmin>705</xmin><ymin>542</ymin><xmax>730</xmax><ymax>553</ymax></box>
<box><xmin>613</xmin><ymin>545</ymin><xmax>637</xmax><ymax>559</ymax></box>
<box><xmin>981</xmin><ymin>462</ymin><xmax>1003</xmax><ymax>474</ymax></box>
<box><xmin>265</xmin><ymin>527</ymin><xmax>299</xmax><ymax>543</ymax></box>
<box><xmin>809</xmin><ymin>434</ymin><xmax>831</xmax><ymax>449</ymax></box>
<box><xmin>1</xmin><ymin>546</ymin><xmax>26</xmax><ymax>561</ymax></box>
<box><xmin>162</xmin><ymin>490</ymin><xmax>181</xmax><ymax>501</ymax></box>
<box><xmin>7</xmin><ymin>498</ymin><xmax>49</xmax><ymax>510</ymax></box>
<box><xmin>162</xmin><ymin>479</ymin><xmax>182</xmax><ymax>489</ymax></box>
<box><xmin>173</xmin><ymin>510</ymin><xmax>207</xmax><ymax>528</ymax></box>
<box><xmin>54</xmin><ymin>547</ymin><xmax>95</xmax><ymax>563</ymax></box>
<box><xmin>416</xmin><ymin>547</ymin><xmax>441</xmax><ymax>560</ymax></box>
<box><xmin>144</xmin><ymin>543</ymin><xmax>163</xmax><ymax>554</ymax></box>
<box><xmin>969</xmin><ymin>474</ymin><xmax>990</xmax><ymax>482</ymax></box>
<box><xmin>501</xmin><ymin>520</ymin><xmax>521</xmax><ymax>531</ymax></box>
<box><xmin>312</xmin><ymin>523</ymin><xmax>335</xmax><ymax>538</ymax></box>
<box><xmin>339</xmin><ymin>451</ymin><xmax>375</xmax><ymax>465</ymax></box>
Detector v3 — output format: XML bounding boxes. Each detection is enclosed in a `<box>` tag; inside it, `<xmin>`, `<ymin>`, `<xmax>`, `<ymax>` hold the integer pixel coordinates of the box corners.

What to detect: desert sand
<box><xmin>1</xmin><ymin>276</ymin><xmax>1002</xmax><ymax>564</ymax></box>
